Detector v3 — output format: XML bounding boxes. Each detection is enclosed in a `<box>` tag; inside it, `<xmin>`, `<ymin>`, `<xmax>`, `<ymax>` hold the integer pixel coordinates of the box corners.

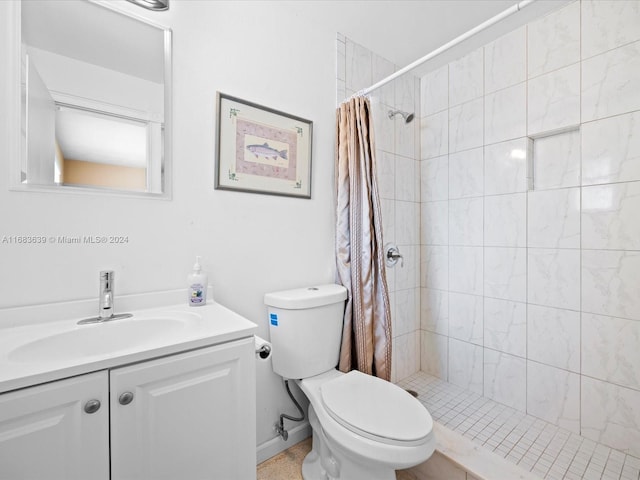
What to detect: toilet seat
<box><xmin>320</xmin><ymin>370</ymin><xmax>432</xmax><ymax>447</ymax></box>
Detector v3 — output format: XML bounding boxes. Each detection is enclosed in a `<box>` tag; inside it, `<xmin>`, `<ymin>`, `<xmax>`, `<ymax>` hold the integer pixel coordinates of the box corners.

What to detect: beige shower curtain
<box><xmin>335</xmin><ymin>96</ymin><xmax>392</xmax><ymax>381</ymax></box>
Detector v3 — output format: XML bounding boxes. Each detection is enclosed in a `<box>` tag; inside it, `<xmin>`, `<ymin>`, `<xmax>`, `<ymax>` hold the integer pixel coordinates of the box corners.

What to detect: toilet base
<box><xmin>301</xmin><ymin>405</ymin><xmax>396</xmax><ymax>480</ymax></box>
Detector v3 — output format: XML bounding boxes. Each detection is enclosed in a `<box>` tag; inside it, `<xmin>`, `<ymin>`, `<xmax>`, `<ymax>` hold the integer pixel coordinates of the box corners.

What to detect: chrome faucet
<box><xmin>78</xmin><ymin>270</ymin><xmax>132</xmax><ymax>325</ymax></box>
<box><xmin>98</xmin><ymin>270</ymin><xmax>115</xmax><ymax>320</ymax></box>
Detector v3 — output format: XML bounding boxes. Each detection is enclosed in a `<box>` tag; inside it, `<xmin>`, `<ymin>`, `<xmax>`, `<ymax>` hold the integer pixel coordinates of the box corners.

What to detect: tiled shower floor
<box><xmin>398</xmin><ymin>372</ymin><xmax>640</xmax><ymax>480</ymax></box>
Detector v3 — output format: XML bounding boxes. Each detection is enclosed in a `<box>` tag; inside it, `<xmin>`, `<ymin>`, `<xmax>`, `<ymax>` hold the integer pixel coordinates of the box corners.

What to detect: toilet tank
<box><xmin>265</xmin><ymin>284</ymin><xmax>348</xmax><ymax>379</ymax></box>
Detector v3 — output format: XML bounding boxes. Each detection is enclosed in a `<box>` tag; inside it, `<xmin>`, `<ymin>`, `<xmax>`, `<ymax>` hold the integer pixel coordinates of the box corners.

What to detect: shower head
<box><xmin>388</xmin><ymin>110</ymin><xmax>415</xmax><ymax>124</ymax></box>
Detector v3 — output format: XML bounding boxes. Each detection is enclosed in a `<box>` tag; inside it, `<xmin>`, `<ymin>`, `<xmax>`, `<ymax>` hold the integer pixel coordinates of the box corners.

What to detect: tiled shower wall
<box><xmin>337</xmin><ymin>35</ymin><xmax>421</xmax><ymax>383</ymax></box>
<box><xmin>419</xmin><ymin>0</ymin><xmax>640</xmax><ymax>457</ymax></box>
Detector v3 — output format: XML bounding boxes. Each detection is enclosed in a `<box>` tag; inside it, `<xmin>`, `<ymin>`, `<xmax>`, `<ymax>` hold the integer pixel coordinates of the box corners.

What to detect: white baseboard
<box><xmin>256</xmin><ymin>422</ymin><xmax>312</xmax><ymax>464</ymax></box>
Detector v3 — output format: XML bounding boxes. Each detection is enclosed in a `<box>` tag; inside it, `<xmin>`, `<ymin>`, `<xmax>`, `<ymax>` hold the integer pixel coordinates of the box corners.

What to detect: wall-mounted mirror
<box><xmin>18</xmin><ymin>0</ymin><xmax>171</xmax><ymax>197</ymax></box>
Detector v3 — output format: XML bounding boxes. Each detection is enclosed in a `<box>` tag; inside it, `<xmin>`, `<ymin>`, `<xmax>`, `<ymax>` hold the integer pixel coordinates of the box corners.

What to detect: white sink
<box><xmin>8</xmin><ymin>313</ymin><xmax>200</xmax><ymax>363</ymax></box>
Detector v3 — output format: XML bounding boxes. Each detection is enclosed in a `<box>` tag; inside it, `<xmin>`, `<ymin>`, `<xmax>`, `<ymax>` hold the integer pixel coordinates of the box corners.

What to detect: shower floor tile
<box><xmin>398</xmin><ymin>371</ymin><xmax>640</xmax><ymax>480</ymax></box>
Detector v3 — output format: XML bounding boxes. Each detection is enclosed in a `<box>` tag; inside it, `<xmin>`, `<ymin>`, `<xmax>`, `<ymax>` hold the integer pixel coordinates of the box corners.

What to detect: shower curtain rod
<box><xmin>356</xmin><ymin>0</ymin><xmax>535</xmax><ymax>97</ymax></box>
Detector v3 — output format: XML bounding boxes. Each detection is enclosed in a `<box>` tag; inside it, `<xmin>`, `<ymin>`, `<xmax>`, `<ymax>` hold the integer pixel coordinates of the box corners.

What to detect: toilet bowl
<box><xmin>265</xmin><ymin>285</ymin><xmax>435</xmax><ymax>479</ymax></box>
<box><xmin>298</xmin><ymin>369</ymin><xmax>435</xmax><ymax>480</ymax></box>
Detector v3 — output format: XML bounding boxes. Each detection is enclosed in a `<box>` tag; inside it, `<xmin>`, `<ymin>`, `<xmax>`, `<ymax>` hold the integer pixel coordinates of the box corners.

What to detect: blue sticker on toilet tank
<box><xmin>270</xmin><ymin>313</ymin><xmax>278</xmax><ymax>326</ymax></box>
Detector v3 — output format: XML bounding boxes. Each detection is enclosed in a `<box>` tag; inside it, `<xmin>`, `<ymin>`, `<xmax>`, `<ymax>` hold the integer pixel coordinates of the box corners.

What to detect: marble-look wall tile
<box><xmin>421</xmin><ymin>245</ymin><xmax>448</xmax><ymax>291</ymax></box>
<box><xmin>376</xmin><ymin>150</ymin><xmax>395</xmax><ymax>200</ymax></box>
<box><xmin>345</xmin><ymin>39</ymin><xmax>372</xmax><ymax>92</ymax></box>
<box><xmin>484</xmin><ymin>193</ymin><xmax>526</xmax><ymax>247</ymax></box>
<box><xmin>449</xmin><ymin>98</ymin><xmax>484</xmax><ymax>153</ymax></box>
<box><xmin>421</xmin><ymin>200</ymin><xmax>448</xmax><ymax>246</ymax></box>
<box><xmin>449</xmin><ymin>147</ymin><xmax>483</xmax><ymax>199</ymax></box>
<box><xmin>484</xmin><ymin>298</ymin><xmax>526</xmax><ymax>357</ymax></box>
<box><xmin>484</xmin><ymin>349</ymin><xmax>526</xmax><ymax>411</ymax></box>
<box><xmin>336</xmin><ymin>36</ymin><xmax>346</xmax><ymax>81</ymax></box>
<box><xmin>582</xmin><ymin>41</ymin><xmax>640</xmax><ymax>122</ymax></box>
<box><xmin>527</xmin><ymin>361</ymin><xmax>580</xmax><ymax>433</ymax></box>
<box><xmin>484</xmin><ymin>138</ymin><xmax>529</xmax><ymax>196</ymax></box>
<box><xmin>582</xmin><ymin>249</ymin><xmax>640</xmax><ymax>321</ymax></box>
<box><xmin>582</xmin><ymin>0</ymin><xmax>640</xmax><ymax>59</ymax></box>
<box><xmin>448</xmin><ymin>338</ymin><xmax>483</xmax><ymax>394</ymax></box>
<box><xmin>396</xmin><ymin>201</ymin><xmax>418</xmax><ymax>245</ymax></box>
<box><xmin>394</xmin><ymin>331</ymin><xmax>421</xmax><ymax>382</ymax></box>
<box><xmin>372</xmin><ymin>100</ymin><xmax>394</xmax><ymax>153</ymax></box>
<box><xmin>485</xmin><ymin>82</ymin><xmax>526</xmax><ymax>145</ymax></box>
<box><xmin>450</xmin><ymin>246</ymin><xmax>483</xmax><ymax>296</ymax></box>
<box><xmin>582</xmin><ymin>181</ymin><xmax>640</xmax><ymax>250</ymax></box>
<box><xmin>484</xmin><ymin>247</ymin><xmax>526</xmax><ymax>303</ymax></box>
<box><xmin>395</xmin><ymin>118</ymin><xmax>416</xmax><ymax>161</ymax></box>
<box><xmin>449</xmin><ymin>197</ymin><xmax>483</xmax><ymax>246</ymax></box>
<box><xmin>336</xmin><ymin>79</ymin><xmax>346</xmax><ymax>106</ymax></box>
<box><xmin>396</xmin><ymin>245</ymin><xmax>419</xmax><ymax>290</ymax></box>
<box><xmin>449</xmin><ymin>48</ymin><xmax>483</xmax><ymax>107</ymax></box>
<box><xmin>528</xmin><ymin>187</ymin><xmax>580</xmax><ymax>249</ymax></box>
<box><xmin>582</xmin><ymin>312</ymin><xmax>640</xmax><ymax>391</ymax></box>
<box><xmin>582</xmin><ymin>376</ymin><xmax>640</xmax><ymax>457</ymax></box>
<box><xmin>533</xmin><ymin>128</ymin><xmax>581</xmax><ymax>190</ymax></box>
<box><xmin>421</xmin><ymin>111</ymin><xmax>448</xmax><ymax>160</ymax></box>
<box><xmin>528</xmin><ymin>63</ymin><xmax>580</xmax><ymax>135</ymax></box>
<box><xmin>449</xmin><ymin>292</ymin><xmax>483</xmax><ymax>346</ymax></box>
<box><xmin>421</xmin><ymin>288</ymin><xmax>449</xmax><ymax>335</ymax></box>
<box><xmin>484</xmin><ymin>27</ymin><xmax>526</xmax><ymax>94</ymax></box>
<box><xmin>393</xmin><ymin>288</ymin><xmax>419</xmax><ymax>337</ymax></box>
<box><xmin>528</xmin><ymin>248</ymin><xmax>581</xmax><ymax>310</ymax></box>
<box><xmin>421</xmin><ymin>331</ymin><xmax>448</xmax><ymax>380</ymax></box>
<box><xmin>527</xmin><ymin>304</ymin><xmax>580</xmax><ymax>373</ymax></box>
<box><xmin>527</xmin><ymin>1</ymin><xmax>580</xmax><ymax>78</ymax></box>
<box><xmin>395</xmin><ymin>156</ymin><xmax>417</xmax><ymax>202</ymax></box>
<box><xmin>396</xmin><ymin>74</ymin><xmax>418</xmax><ymax>117</ymax></box>
<box><xmin>421</xmin><ymin>64</ymin><xmax>448</xmax><ymax>116</ymax></box>
<box><xmin>582</xmin><ymin>111</ymin><xmax>640</xmax><ymax>186</ymax></box>
<box><xmin>372</xmin><ymin>53</ymin><xmax>395</xmax><ymax>106</ymax></box>
<box><xmin>421</xmin><ymin>155</ymin><xmax>449</xmax><ymax>202</ymax></box>
<box><xmin>380</xmin><ymin>197</ymin><xmax>395</xmax><ymax>244</ymax></box>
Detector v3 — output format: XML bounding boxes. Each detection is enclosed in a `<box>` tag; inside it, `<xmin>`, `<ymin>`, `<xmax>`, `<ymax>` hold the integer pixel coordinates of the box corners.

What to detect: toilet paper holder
<box><xmin>256</xmin><ymin>342</ymin><xmax>271</xmax><ymax>359</ymax></box>
<box><xmin>254</xmin><ymin>335</ymin><xmax>272</xmax><ymax>360</ymax></box>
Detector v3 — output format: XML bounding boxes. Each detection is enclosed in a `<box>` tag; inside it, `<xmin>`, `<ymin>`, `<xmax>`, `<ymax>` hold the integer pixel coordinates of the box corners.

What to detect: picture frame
<box><xmin>215</xmin><ymin>92</ymin><xmax>313</xmax><ymax>198</ymax></box>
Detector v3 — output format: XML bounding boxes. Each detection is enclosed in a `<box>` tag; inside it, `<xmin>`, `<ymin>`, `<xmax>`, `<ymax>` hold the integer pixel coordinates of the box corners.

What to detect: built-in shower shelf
<box><xmin>528</xmin><ymin>125</ymin><xmax>581</xmax><ymax>192</ymax></box>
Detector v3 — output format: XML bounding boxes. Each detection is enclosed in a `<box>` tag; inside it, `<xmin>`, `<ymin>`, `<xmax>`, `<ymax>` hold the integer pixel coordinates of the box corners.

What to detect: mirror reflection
<box><xmin>20</xmin><ymin>0</ymin><xmax>170</xmax><ymax>195</ymax></box>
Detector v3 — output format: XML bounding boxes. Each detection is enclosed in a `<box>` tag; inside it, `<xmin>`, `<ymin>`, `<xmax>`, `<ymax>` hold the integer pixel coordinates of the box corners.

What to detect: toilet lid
<box><xmin>320</xmin><ymin>370</ymin><xmax>432</xmax><ymax>446</ymax></box>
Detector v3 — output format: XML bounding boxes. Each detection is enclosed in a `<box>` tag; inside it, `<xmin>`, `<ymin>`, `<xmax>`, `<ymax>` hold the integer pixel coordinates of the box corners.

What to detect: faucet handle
<box><xmin>100</xmin><ymin>270</ymin><xmax>114</xmax><ymax>289</ymax></box>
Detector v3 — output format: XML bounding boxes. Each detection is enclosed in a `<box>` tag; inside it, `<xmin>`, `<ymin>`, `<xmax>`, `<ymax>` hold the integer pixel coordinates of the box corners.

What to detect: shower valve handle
<box><xmin>385</xmin><ymin>244</ymin><xmax>404</xmax><ymax>268</ymax></box>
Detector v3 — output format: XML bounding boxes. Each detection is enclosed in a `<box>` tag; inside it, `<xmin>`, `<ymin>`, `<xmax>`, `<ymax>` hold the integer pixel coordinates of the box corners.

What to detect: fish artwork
<box><xmin>246</xmin><ymin>142</ymin><xmax>288</xmax><ymax>160</ymax></box>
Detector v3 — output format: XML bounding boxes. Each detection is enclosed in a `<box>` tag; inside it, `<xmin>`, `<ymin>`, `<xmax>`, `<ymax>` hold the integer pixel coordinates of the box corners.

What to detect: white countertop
<box><xmin>0</xmin><ymin>301</ymin><xmax>257</xmax><ymax>394</ymax></box>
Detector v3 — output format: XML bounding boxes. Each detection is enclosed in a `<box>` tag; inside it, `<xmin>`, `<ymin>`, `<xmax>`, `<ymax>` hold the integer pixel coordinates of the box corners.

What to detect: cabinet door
<box><xmin>0</xmin><ymin>371</ymin><xmax>109</xmax><ymax>480</ymax></box>
<box><xmin>111</xmin><ymin>338</ymin><xmax>256</xmax><ymax>480</ymax></box>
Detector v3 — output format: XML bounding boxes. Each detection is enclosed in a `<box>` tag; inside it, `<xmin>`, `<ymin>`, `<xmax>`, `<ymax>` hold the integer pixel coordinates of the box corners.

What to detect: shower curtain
<box><xmin>335</xmin><ymin>96</ymin><xmax>392</xmax><ymax>381</ymax></box>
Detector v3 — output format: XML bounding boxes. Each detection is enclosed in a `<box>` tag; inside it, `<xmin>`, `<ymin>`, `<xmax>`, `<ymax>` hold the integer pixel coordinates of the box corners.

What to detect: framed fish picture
<box><xmin>215</xmin><ymin>92</ymin><xmax>313</xmax><ymax>198</ymax></box>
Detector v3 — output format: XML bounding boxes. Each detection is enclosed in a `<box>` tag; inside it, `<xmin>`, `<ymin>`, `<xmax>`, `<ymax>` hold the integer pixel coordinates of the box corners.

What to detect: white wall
<box><xmin>0</xmin><ymin>0</ymin><xmax>361</xmax><ymax>457</ymax></box>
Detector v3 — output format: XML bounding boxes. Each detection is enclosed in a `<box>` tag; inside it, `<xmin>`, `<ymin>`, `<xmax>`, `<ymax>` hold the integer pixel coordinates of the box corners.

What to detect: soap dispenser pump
<box><xmin>187</xmin><ymin>256</ymin><xmax>208</xmax><ymax>306</ymax></box>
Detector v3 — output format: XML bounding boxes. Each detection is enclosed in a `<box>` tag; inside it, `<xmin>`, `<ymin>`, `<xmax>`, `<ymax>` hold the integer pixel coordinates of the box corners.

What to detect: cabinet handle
<box><xmin>84</xmin><ymin>399</ymin><xmax>101</xmax><ymax>414</ymax></box>
<box><xmin>119</xmin><ymin>391</ymin><xmax>134</xmax><ymax>405</ymax></box>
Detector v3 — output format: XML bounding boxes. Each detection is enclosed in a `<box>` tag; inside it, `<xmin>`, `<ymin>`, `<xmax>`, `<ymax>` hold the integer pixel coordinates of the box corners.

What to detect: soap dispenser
<box><xmin>187</xmin><ymin>256</ymin><xmax>208</xmax><ymax>306</ymax></box>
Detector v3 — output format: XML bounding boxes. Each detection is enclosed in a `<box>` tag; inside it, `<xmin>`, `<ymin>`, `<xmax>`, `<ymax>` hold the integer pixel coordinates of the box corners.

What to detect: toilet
<box><xmin>265</xmin><ymin>284</ymin><xmax>435</xmax><ymax>480</ymax></box>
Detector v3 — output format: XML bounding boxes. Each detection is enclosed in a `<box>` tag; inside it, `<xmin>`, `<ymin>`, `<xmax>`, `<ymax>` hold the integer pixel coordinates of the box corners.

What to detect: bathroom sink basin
<box><xmin>8</xmin><ymin>313</ymin><xmax>199</xmax><ymax>363</ymax></box>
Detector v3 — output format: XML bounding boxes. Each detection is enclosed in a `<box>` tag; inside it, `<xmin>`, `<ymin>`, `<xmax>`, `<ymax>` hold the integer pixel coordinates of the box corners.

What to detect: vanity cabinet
<box><xmin>0</xmin><ymin>337</ymin><xmax>256</xmax><ymax>480</ymax></box>
<box><xmin>111</xmin><ymin>337</ymin><xmax>256</xmax><ymax>479</ymax></box>
<box><xmin>0</xmin><ymin>371</ymin><xmax>110</xmax><ymax>480</ymax></box>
